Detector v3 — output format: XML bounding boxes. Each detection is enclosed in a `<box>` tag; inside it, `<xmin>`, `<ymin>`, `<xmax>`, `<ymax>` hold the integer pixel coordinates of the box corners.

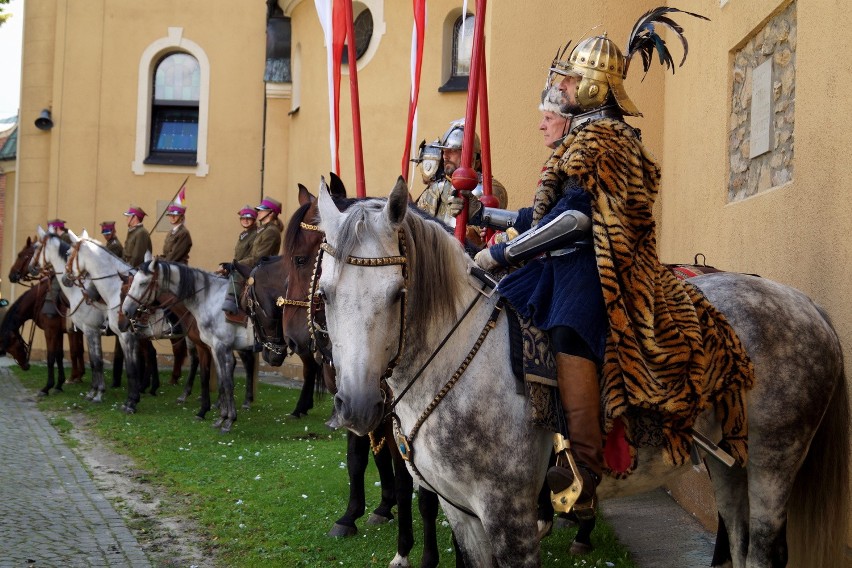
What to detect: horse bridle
<box><xmin>245</xmin><ymin>272</ymin><xmax>287</xmax><ymax>356</ymax></box>
<box><xmin>308</xmin><ymin>228</ymin><xmax>409</xmax><ymax>382</ymax></box>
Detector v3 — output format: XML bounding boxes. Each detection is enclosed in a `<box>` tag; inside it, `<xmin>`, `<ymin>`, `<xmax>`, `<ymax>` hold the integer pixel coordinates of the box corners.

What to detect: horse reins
<box><xmin>312</xmin><ymin>225</ymin><xmax>503</xmax><ymax>519</ymax></box>
<box><xmin>309</xmin><ymin>228</ymin><xmax>409</xmax><ymax>382</ymax></box>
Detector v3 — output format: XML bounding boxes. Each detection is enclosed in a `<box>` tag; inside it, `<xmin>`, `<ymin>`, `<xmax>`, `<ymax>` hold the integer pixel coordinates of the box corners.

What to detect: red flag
<box><xmin>331</xmin><ymin>0</ymin><xmax>348</xmax><ymax>176</ymax></box>
<box><xmin>401</xmin><ymin>0</ymin><xmax>427</xmax><ymax>181</ymax></box>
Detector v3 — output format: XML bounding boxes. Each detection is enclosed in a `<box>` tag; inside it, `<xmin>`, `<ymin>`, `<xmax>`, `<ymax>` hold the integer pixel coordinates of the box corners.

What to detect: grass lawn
<box><xmin>14</xmin><ymin>364</ymin><xmax>635</xmax><ymax>567</ymax></box>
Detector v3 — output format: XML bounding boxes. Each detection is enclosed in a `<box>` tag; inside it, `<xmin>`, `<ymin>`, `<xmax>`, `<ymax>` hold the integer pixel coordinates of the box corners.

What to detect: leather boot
<box><xmin>547</xmin><ymin>353</ymin><xmax>603</xmax><ymax>518</ymax></box>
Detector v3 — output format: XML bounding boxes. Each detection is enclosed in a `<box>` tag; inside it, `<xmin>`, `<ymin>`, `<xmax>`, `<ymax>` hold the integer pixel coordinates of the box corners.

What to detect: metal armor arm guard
<box><xmin>503</xmin><ymin>210</ymin><xmax>591</xmax><ymax>265</ymax></box>
<box><xmin>470</xmin><ymin>207</ymin><xmax>519</xmax><ymax>230</ymax></box>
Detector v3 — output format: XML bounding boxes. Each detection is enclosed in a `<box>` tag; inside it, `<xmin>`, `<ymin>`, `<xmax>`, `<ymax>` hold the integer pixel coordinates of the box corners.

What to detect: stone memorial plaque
<box><xmin>749</xmin><ymin>58</ymin><xmax>773</xmax><ymax>159</ymax></box>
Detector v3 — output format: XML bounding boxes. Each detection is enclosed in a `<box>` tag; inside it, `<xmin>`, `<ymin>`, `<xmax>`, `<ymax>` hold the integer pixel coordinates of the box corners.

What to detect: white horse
<box><xmin>32</xmin><ymin>227</ymin><xmax>142</xmax><ymax>409</ymax></box>
<box><xmin>315</xmin><ymin>179</ymin><xmax>849</xmax><ymax>568</ymax></box>
<box><xmin>120</xmin><ymin>259</ymin><xmax>256</xmax><ymax>432</ymax></box>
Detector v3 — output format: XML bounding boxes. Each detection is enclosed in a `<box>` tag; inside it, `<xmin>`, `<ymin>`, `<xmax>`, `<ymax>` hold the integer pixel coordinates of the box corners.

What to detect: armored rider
<box><xmin>122</xmin><ymin>205</ymin><xmax>152</xmax><ymax>267</ymax></box>
<box><xmin>451</xmin><ymin>21</ymin><xmax>726</xmax><ymax>520</ymax></box>
<box><xmin>100</xmin><ymin>221</ymin><xmax>124</xmax><ymax>258</ymax></box>
<box><xmin>42</xmin><ymin>219</ymin><xmax>72</xmax><ymax>317</ymax></box>
<box><xmin>415</xmin><ymin>119</ymin><xmax>508</xmax><ymax>243</ymax></box>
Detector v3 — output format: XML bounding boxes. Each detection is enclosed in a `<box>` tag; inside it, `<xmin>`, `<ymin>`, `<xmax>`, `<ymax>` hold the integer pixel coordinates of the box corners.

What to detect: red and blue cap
<box><xmin>255</xmin><ymin>197</ymin><xmax>282</xmax><ymax>215</ymax></box>
<box><xmin>238</xmin><ymin>205</ymin><xmax>257</xmax><ymax>219</ymax></box>
<box><xmin>123</xmin><ymin>205</ymin><xmax>147</xmax><ymax>219</ymax></box>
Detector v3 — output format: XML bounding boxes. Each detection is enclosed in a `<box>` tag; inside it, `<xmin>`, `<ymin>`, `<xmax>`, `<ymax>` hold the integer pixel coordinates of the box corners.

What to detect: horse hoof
<box><xmin>289</xmin><ymin>411</ymin><xmax>306</xmax><ymax>419</ymax></box>
<box><xmin>38</xmin><ymin>390</ymin><xmax>49</xmax><ymax>397</ymax></box>
<box><xmin>327</xmin><ymin>523</ymin><xmax>357</xmax><ymax>538</ymax></box>
<box><xmin>569</xmin><ymin>541</ymin><xmax>593</xmax><ymax>556</ymax></box>
<box><xmin>242</xmin><ymin>402</ymin><xmax>251</xmax><ymax>410</ymax></box>
<box><xmin>388</xmin><ymin>553</ymin><xmax>412</xmax><ymax>568</ymax></box>
<box><xmin>537</xmin><ymin>519</ymin><xmax>553</xmax><ymax>540</ymax></box>
<box><xmin>194</xmin><ymin>414</ymin><xmax>205</xmax><ymax>421</ymax></box>
<box><xmin>148</xmin><ymin>391</ymin><xmax>158</xmax><ymax>397</ymax></box>
<box><xmin>54</xmin><ymin>387</ymin><xmax>64</xmax><ymax>393</ymax></box>
<box><xmin>212</xmin><ymin>418</ymin><xmax>224</xmax><ymax>428</ymax></box>
<box><xmin>123</xmin><ymin>406</ymin><xmax>136</xmax><ymax>415</ymax></box>
<box><xmin>366</xmin><ymin>513</ymin><xmax>392</xmax><ymax>525</ymax></box>
<box><xmin>177</xmin><ymin>396</ymin><xmax>187</xmax><ymax>404</ymax></box>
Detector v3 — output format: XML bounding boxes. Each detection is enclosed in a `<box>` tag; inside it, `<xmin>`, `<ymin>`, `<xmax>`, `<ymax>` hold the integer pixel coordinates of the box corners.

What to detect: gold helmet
<box><xmin>549</xmin><ymin>7</ymin><xmax>710</xmax><ymax>118</ymax></box>
<box><xmin>551</xmin><ymin>33</ymin><xmax>640</xmax><ymax>117</ymax></box>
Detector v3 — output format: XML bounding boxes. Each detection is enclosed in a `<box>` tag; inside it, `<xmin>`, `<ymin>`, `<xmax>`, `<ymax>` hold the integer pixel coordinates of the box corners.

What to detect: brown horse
<box><xmin>7</xmin><ymin>237</ymin><xmax>86</xmax><ymax>383</ymax></box>
<box><xmin>0</xmin><ymin>279</ymin><xmax>77</xmax><ymax>395</ymax></box>
<box><xmin>268</xmin><ymin>179</ymin><xmax>457</xmax><ymax>567</ymax></box>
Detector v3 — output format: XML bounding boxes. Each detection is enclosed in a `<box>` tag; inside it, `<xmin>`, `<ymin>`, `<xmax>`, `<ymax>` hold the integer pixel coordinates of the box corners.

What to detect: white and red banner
<box><xmin>401</xmin><ymin>0</ymin><xmax>427</xmax><ymax>181</ymax></box>
<box><xmin>314</xmin><ymin>0</ymin><xmax>348</xmax><ymax>175</ymax></box>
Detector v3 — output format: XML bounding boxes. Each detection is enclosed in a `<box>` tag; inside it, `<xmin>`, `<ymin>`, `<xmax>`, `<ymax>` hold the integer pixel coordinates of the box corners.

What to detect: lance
<box><xmin>451</xmin><ymin>0</ymin><xmax>488</xmax><ymax>243</ymax></box>
<box><xmin>152</xmin><ymin>176</ymin><xmax>189</xmax><ymax>230</ymax></box>
<box><xmin>343</xmin><ymin>0</ymin><xmax>366</xmax><ymax>197</ymax></box>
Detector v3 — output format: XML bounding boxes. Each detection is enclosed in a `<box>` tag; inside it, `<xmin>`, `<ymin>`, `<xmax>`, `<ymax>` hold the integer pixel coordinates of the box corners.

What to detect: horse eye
<box><xmin>295</xmin><ymin>256</ymin><xmax>308</xmax><ymax>267</ymax></box>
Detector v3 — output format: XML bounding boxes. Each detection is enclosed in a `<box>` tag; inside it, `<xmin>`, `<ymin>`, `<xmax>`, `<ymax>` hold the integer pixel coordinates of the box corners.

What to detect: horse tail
<box><xmin>787</xmin><ymin>309</ymin><xmax>849</xmax><ymax>568</ymax></box>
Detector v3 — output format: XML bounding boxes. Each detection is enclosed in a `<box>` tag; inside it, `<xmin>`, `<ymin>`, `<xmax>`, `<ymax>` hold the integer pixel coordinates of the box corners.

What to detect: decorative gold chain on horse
<box><xmin>309</xmin><ymin>229</ymin><xmax>409</xmax><ymax>381</ymax></box>
<box><xmin>273</xmin><ymin>221</ymin><xmax>323</xmax><ymax>309</ymax></box>
<box><xmin>392</xmin><ymin>299</ymin><xmax>504</xmax><ymax>465</ymax></box>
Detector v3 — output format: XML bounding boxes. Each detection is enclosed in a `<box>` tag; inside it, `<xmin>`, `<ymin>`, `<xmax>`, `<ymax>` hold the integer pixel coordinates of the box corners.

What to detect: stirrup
<box><xmin>549</xmin><ymin>434</ymin><xmax>584</xmax><ymax>514</ymax></box>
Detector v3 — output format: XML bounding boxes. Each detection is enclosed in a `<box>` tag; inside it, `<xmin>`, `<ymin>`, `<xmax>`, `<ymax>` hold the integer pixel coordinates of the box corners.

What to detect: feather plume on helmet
<box><xmin>546</xmin><ymin>7</ymin><xmax>709</xmax><ymax>117</ymax></box>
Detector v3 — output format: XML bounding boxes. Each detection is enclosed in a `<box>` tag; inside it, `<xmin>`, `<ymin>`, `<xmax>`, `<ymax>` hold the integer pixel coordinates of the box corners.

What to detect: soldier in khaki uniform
<box><xmin>122</xmin><ymin>205</ymin><xmax>152</xmax><ymax>267</ymax></box>
<box><xmin>161</xmin><ymin>203</ymin><xmax>192</xmax><ymax>264</ymax></box>
<box><xmin>223</xmin><ymin>199</ymin><xmax>281</xmax><ymax>317</ymax></box>
<box><xmin>247</xmin><ymin>197</ymin><xmax>283</xmax><ymax>264</ymax></box>
<box><xmin>233</xmin><ymin>205</ymin><xmax>258</xmax><ymax>265</ymax></box>
<box><xmin>100</xmin><ymin>221</ymin><xmax>124</xmax><ymax>258</ymax></box>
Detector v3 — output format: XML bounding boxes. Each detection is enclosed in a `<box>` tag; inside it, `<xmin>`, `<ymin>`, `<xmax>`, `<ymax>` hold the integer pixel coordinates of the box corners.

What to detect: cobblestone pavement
<box><xmin>0</xmin><ymin>368</ymin><xmax>151</xmax><ymax>568</ymax></box>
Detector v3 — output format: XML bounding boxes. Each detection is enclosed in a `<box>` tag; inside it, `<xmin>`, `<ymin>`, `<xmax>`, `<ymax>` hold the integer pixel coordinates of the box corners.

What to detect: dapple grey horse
<box><xmin>315</xmin><ymin>178</ymin><xmax>849</xmax><ymax>568</ymax></box>
<box><xmin>33</xmin><ymin>227</ymin><xmax>143</xmax><ymax>410</ymax></box>
<box><xmin>121</xmin><ymin>259</ymin><xmax>257</xmax><ymax>433</ymax></box>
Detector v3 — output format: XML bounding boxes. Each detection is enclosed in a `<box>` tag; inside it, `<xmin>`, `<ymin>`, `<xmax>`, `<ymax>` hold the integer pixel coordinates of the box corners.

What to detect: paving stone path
<box><xmin>0</xmin><ymin>369</ymin><xmax>151</xmax><ymax>568</ymax></box>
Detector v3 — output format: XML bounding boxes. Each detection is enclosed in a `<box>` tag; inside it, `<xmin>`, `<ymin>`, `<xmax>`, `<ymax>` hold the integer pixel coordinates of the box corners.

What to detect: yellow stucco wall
<box><xmin>5</xmin><ymin>0</ymin><xmax>851</xmax><ymax>551</ymax></box>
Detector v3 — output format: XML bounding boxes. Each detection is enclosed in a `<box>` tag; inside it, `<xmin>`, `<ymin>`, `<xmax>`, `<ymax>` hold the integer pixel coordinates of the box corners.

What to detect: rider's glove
<box><xmin>447</xmin><ymin>191</ymin><xmax>482</xmax><ymax>223</ymax></box>
<box><xmin>473</xmin><ymin>247</ymin><xmax>500</xmax><ymax>272</ymax></box>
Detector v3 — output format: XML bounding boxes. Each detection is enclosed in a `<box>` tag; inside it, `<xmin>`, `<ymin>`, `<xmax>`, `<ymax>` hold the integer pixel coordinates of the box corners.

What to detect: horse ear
<box><xmin>297</xmin><ymin>183</ymin><xmax>315</xmax><ymax>206</ymax></box>
<box><xmin>329</xmin><ymin>172</ymin><xmax>347</xmax><ymax>199</ymax></box>
<box><xmin>317</xmin><ymin>177</ymin><xmax>342</xmax><ymax>237</ymax></box>
<box><xmin>143</xmin><ymin>250</ymin><xmax>153</xmax><ymax>263</ymax></box>
<box><xmin>148</xmin><ymin>258</ymin><xmax>158</xmax><ymax>273</ymax></box>
<box><xmin>385</xmin><ymin>177</ymin><xmax>409</xmax><ymax>226</ymax></box>
<box><xmin>26</xmin><ymin>236</ymin><xmax>32</xmax><ymax>247</ymax></box>
<box><xmin>36</xmin><ymin>226</ymin><xmax>46</xmax><ymax>239</ymax></box>
<box><xmin>67</xmin><ymin>229</ymin><xmax>80</xmax><ymax>244</ymax></box>
<box><xmin>118</xmin><ymin>272</ymin><xmax>130</xmax><ymax>284</ymax></box>
<box><xmin>81</xmin><ymin>229</ymin><xmax>90</xmax><ymax>240</ymax></box>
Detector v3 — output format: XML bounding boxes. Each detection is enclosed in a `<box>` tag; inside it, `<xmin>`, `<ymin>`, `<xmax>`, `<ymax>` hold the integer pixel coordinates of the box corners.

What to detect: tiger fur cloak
<box><xmin>534</xmin><ymin>118</ymin><xmax>755</xmax><ymax>474</ymax></box>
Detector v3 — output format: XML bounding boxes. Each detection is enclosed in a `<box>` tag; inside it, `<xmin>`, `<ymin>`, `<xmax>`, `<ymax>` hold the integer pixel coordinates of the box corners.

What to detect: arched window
<box><xmin>146</xmin><ymin>52</ymin><xmax>200</xmax><ymax>165</ymax></box>
<box><xmin>440</xmin><ymin>13</ymin><xmax>474</xmax><ymax>92</ymax></box>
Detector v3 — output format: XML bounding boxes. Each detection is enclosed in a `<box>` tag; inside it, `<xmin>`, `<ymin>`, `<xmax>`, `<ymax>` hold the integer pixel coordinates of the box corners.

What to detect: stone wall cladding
<box><xmin>728</xmin><ymin>1</ymin><xmax>796</xmax><ymax>202</ymax></box>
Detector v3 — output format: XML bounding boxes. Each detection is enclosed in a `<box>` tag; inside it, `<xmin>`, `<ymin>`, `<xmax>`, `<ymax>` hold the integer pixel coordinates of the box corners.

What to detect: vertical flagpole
<box><xmin>451</xmin><ymin>0</ymin><xmax>487</xmax><ymax>243</ymax></box>
<box><xmin>477</xmin><ymin>54</ymin><xmax>499</xmax><ymax>243</ymax></box>
<box><xmin>402</xmin><ymin>0</ymin><xmax>426</xmax><ymax>183</ymax></box>
<box><xmin>343</xmin><ymin>0</ymin><xmax>366</xmax><ymax>197</ymax></box>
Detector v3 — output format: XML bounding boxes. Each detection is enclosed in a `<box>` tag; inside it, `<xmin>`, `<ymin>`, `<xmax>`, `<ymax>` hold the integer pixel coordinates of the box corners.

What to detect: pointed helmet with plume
<box><xmin>548</xmin><ymin>7</ymin><xmax>709</xmax><ymax>117</ymax></box>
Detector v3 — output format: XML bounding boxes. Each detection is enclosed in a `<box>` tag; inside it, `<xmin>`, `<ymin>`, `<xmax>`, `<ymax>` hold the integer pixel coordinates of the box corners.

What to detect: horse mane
<box><xmin>284</xmin><ymin>196</ymin><xmax>358</xmax><ymax>257</ymax></box>
<box><xmin>150</xmin><ymin>261</ymin><xmax>214</xmax><ymax>302</ymax></box>
<box><xmin>333</xmin><ymin>199</ymin><xmax>469</xmax><ymax>343</ymax></box>
<box><xmin>82</xmin><ymin>238</ymin><xmax>132</xmax><ymax>272</ymax></box>
<box><xmin>170</xmin><ymin>262</ymin><xmax>214</xmax><ymax>302</ymax></box>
